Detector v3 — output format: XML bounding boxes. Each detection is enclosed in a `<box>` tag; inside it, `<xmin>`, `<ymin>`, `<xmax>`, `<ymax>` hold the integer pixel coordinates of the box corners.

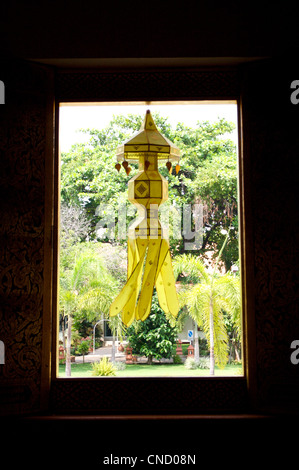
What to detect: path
<box><xmin>75</xmin><ymin>345</ymin><xmax>126</xmax><ymax>363</ymax></box>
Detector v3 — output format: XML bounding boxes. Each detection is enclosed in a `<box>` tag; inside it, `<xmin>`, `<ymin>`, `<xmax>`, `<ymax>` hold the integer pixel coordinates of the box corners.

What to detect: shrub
<box><xmin>184</xmin><ymin>356</ymin><xmax>209</xmax><ymax>370</ymax></box>
<box><xmin>77</xmin><ymin>340</ymin><xmax>90</xmax><ymax>356</ymax></box>
<box><xmin>92</xmin><ymin>357</ymin><xmax>117</xmax><ymax>376</ymax></box>
<box><xmin>197</xmin><ymin>357</ymin><xmax>209</xmax><ymax>369</ymax></box>
<box><xmin>173</xmin><ymin>354</ymin><xmax>182</xmax><ymax>364</ymax></box>
<box><xmin>126</xmin><ymin>293</ymin><xmax>178</xmax><ymax>364</ymax></box>
<box><xmin>112</xmin><ymin>361</ymin><xmax>126</xmax><ymax>371</ymax></box>
<box><xmin>184</xmin><ymin>357</ymin><xmax>199</xmax><ymax>370</ymax></box>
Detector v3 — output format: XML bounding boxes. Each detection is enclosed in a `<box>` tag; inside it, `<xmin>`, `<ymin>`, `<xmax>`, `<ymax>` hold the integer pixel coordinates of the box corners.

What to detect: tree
<box><xmin>59</xmin><ymin>252</ymin><xmax>94</xmax><ymax>376</ymax></box>
<box><xmin>173</xmin><ymin>236</ymin><xmax>241</xmax><ymax>375</ymax></box>
<box><xmin>126</xmin><ymin>292</ymin><xmax>178</xmax><ymax>364</ymax></box>
<box><xmin>60</xmin><ymin>116</ymin><xmax>139</xmax><ymax>236</ymax></box>
<box><xmin>60</xmin><ymin>203</ymin><xmax>91</xmax><ymax>249</ymax></box>
<box><xmin>190</xmin><ymin>151</ymin><xmax>238</xmax><ymax>270</ymax></box>
<box><xmin>77</xmin><ymin>340</ymin><xmax>89</xmax><ymax>363</ymax></box>
<box><xmin>108</xmin><ymin>315</ymin><xmax>126</xmax><ymax>362</ymax></box>
<box><xmin>163</xmin><ymin>118</ymin><xmax>238</xmax><ymax>265</ymax></box>
<box><xmin>60</xmin><ymin>113</ymin><xmax>238</xmax><ymax>267</ymax></box>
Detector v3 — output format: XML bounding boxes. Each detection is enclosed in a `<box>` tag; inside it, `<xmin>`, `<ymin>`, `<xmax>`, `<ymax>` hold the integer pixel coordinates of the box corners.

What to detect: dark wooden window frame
<box><xmin>49</xmin><ymin>66</ymin><xmax>255</xmax><ymax>415</ymax></box>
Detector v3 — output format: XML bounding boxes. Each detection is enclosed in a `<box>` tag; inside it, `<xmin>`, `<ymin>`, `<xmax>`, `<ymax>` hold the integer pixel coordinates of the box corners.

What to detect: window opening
<box><xmin>58</xmin><ymin>101</ymin><xmax>242</xmax><ymax>378</ymax></box>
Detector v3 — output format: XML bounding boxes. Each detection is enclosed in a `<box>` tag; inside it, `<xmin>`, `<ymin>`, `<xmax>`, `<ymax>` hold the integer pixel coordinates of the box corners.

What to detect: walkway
<box><xmin>75</xmin><ymin>347</ymin><xmax>178</xmax><ymax>364</ymax></box>
<box><xmin>75</xmin><ymin>346</ymin><xmax>126</xmax><ymax>363</ymax></box>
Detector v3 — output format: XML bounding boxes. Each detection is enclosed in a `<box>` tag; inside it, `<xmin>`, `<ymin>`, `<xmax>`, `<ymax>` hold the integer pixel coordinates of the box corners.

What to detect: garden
<box><xmin>59</xmin><ymin>109</ymin><xmax>241</xmax><ymax>377</ymax></box>
<box><xmin>59</xmin><ymin>362</ymin><xmax>242</xmax><ymax>377</ymax></box>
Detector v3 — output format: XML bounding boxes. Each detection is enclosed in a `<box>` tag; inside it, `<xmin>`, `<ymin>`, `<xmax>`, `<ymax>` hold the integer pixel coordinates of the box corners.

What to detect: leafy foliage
<box><xmin>126</xmin><ymin>293</ymin><xmax>178</xmax><ymax>364</ymax></box>
<box><xmin>184</xmin><ymin>356</ymin><xmax>209</xmax><ymax>370</ymax></box>
<box><xmin>92</xmin><ymin>357</ymin><xmax>117</xmax><ymax>376</ymax></box>
<box><xmin>60</xmin><ymin>203</ymin><xmax>91</xmax><ymax>248</ymax></box>
<box><xmin>58</xmin><ymin>111</ymin><xmax>241</xmax><ymax>375</ymax></box>
<box><xmin>59</xmin><ymin>241</ymin><xmax>122</xmax><ymax>375</ymax></box>
<box><xmin>173</xmin><ymin>253</ymin><xmax>241</xmax><ymax>371</ymax></box>
<box><xmin>76</xmin><ymin>340</ymin><xmax>90</xmax><ymax>362</ymax></box>
<box><xmin>60</xmin><ymin>244</ymin><xmax>118</xmax><ymax>323</ymax></box>
<box><xmin>60</xmin><ymin>113</ymin><xmax>238</xmax><ymax>267</ymax></box>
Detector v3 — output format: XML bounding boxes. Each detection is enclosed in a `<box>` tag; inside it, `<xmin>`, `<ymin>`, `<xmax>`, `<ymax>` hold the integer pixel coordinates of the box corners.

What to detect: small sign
<box><xmin>188</xmin><ymin>330</ymin><xmax>193</xmax><ymax>340</ymax></box>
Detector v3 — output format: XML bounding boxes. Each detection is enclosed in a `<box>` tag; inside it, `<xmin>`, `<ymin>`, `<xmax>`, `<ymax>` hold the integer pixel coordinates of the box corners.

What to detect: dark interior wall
<box><xmin>1</xmin><ymin>1</ymin><xmax>299</xmax><ymax>60</ymax></box>
<box><xmin>241</xmin><ymin>58</ymin><xmax>299</xmax><ymax>413</ymax></box>
<box><xmin>0</xmin><ymin>2</ymin><xmax>299</xmax><ymax>416</ymax></box>
<box><xmin>0</xmin><ymin>60</ymin><xmax>54</xmax><ymax>414</ymax></box>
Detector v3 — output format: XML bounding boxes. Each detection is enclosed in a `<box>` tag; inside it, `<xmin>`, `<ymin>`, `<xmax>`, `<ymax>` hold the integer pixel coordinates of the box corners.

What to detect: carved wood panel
<box><xmin>241</xmin><ymin>59</ymin><xmax>299</xmax><ymax>412</ymax></box>
<box><xmin>56</xmin><ymin>68</ymin><xmax>239</xmax><ymax>102</ymax></box>
<box><xmin>0</xmin><ymin>60</ymin><xmax>51</xmax><ymax>415</ymax></box>
<box><xmin>51</xmin><ymin>377</ymin><xmax>248</xmax><ymax>414</ymax></box>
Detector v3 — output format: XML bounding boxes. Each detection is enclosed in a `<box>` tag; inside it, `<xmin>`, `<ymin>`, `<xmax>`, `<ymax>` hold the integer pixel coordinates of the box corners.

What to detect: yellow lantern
<box><xmin>109</xmin><ymin>110</ymin><xmax>180</xmax><ymax>326</ymax></box>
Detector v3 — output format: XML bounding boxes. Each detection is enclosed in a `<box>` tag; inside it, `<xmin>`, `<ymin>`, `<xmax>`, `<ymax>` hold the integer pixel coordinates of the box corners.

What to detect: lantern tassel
<box><xmin>109</xmin><ymin>236</ymin><xmax>179</xmax><ymax>327</ymax></box>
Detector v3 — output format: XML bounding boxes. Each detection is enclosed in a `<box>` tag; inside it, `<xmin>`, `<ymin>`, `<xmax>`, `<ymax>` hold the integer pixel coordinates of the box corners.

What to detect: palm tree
<box><xmin>78</xmin><ymin>283</ymin><xmax>125</xmax><ymax>361</ymax></box>
<box><xmin>59</xmin><ymin>249</ymin><xmax>119</xmax><ymax>376</ymax></box>
<box><xmin>173</xmin><ymin>237</ymin><xmax>241</xmax><ymax>375</ymax></box>
<box><xmin>108</xmin><ymin>316</ymin><xmax>126</xmax><ymax>361</ymax></box>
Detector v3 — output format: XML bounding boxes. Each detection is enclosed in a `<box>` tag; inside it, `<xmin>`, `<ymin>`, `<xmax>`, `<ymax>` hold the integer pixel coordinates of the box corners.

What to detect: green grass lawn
<box><xmin>58</xmin><ymin>362</ymin><xmax>242</xmax><ymax>377</ymax></box>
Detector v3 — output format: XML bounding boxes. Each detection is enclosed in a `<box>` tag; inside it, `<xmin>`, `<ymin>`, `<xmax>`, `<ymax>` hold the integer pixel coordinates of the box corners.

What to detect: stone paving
<box><xmin>75</xmin><ymin>346</ymin><xmax>179</xmax><ymax>364</ymax></box>
<box><xmin>75</xmin><ymin>346</ymin><xmax>126</xmax><ymax>363</ymax></box>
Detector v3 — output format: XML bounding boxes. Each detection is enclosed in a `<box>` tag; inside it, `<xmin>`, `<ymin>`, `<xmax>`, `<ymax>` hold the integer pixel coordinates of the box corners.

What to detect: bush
<box><xmin>197</xmin><ymin>357</ymin><xmax>210</xmax><ymax>369</ymax></box>
<box><xmin>184</xmin><ymin>357</ymin><xmax>199</xmax><ymax>370</ymax></box>
<box><xmin>173</xmin><ymin>354</ymin><xmax>182</xmax><ymax>364</ymax></box>
<box><xmin>92</xmin><ymin>357</ymin><xmax>117</xmax><ymax>376</ymax></box>
<box><xmin>184</xmin><ymin>356</ymin><xmax>209</xmax><ymax>370</ymax></box>
<box><xmin>126</xmin><ymin>292</ymin><xmax>178</xmax><ymax>364</ymax></box>
<box><xmin>77</xmin><ymin>340</ymin><xmax>90</xmax><ymax>356</ymax></box>
<box><xmin>112</xmin><ymin>361</ymin><xmax>126</xmax><ymax>371</ymax></box>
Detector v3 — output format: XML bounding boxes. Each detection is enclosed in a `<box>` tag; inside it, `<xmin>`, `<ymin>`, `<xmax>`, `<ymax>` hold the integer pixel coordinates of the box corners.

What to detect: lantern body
<box><xmin>128</xmin><ymin>154</ymin><xmax>167</xmax><ymax>240</ymax></box>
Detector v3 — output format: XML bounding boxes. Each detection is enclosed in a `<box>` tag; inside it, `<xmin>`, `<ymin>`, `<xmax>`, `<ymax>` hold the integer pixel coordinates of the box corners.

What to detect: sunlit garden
<box><xmin>59</xmin><ymin>362</ymin><xmax>242</xmax><ymax>377</ymax></box>
<box><xmin>58</xmin><ymin>104</ymin><xmax>241</xmax><ymax>378</ymax></box>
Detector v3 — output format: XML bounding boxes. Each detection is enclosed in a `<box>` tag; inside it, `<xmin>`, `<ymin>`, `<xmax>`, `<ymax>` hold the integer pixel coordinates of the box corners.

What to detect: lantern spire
<box><xmin>116</xmin><ymin>109</ymin><xmax>180</xmax><ymax>162</ymax></box>
<box><xmin>143</xmin><ymin>109</ymin><xmax>158</xmax><ymax>131</ymax></box>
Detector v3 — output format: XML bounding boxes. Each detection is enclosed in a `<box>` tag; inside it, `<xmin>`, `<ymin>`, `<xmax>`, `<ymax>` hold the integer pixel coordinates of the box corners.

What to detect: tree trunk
<box><xmin>147</xmin><ymin>355</ymin><xmax>153</xmax><ymax>365</ymax></box>
<box><xmin>209</xmin><ymin>297</ymin><xmax>215</xmax><ymax>376</ymax></box>
<box><xmin>111</xmin><ymin>335</ymin><xmax>116</xmax><ymax>362</ymax></box>
<box><xmin>65</xmin><ymin>315</ymin><xmax>72</xmax><ymax>377</ymax></box>
<box><xmin>194</xmin><ymin>322</ymin><xmax>200</xmax><ymax>363</ymax></box>
<box><xmin>62</xmin><ymin>316</ymin><xmax>66</xmax><ymax>351</ymax></box>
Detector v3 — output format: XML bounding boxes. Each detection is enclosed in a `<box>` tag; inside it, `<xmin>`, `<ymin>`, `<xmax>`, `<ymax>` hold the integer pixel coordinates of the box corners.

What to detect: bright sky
<box><xmin>59</xmin><ymin>102</ymin><xmax>238</xmax><ymax>153</ymax></box>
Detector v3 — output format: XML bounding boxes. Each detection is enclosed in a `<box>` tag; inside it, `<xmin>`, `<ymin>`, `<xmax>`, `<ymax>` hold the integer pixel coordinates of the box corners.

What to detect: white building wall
<box><xmin>178</xmin><ymin>317</ymin><xmax>205</xmax><ymax>343</ymax></box>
